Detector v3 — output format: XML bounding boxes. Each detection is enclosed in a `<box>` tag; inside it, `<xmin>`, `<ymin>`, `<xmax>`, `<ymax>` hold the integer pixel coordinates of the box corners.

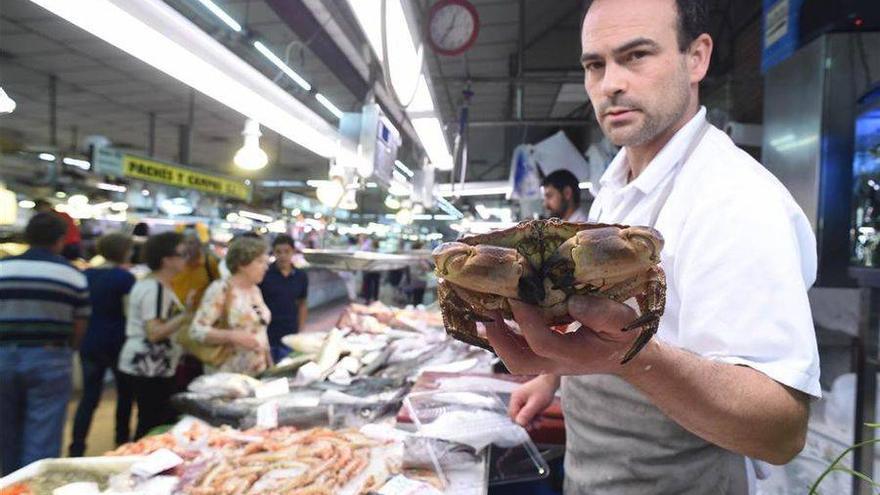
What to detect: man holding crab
<box><xmin>491</xmin><ymin>0</ymin><xmax>821</xmax><ymax>493</ymax></box>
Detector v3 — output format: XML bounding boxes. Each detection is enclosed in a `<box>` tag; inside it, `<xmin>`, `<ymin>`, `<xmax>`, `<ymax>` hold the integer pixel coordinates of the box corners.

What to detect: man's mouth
<box><xmin>605</xmin><ymin>107</ymin><xmax>637</xmax><ymax>117</ymax></box>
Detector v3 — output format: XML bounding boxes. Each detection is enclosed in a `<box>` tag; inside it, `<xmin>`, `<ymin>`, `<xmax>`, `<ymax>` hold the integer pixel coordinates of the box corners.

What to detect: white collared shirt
<box><xmin>590</xmin><ymin>107</ymin><xmax>821</xmax><ymax>398</ymax></box>
<box><xmin>566</xmin><ymin>208</ymin><xmax>590</xmax><ymax>223</ymax></box>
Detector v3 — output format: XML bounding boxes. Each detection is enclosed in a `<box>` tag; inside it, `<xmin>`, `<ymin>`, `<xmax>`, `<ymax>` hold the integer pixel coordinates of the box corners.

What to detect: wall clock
<box><xmin>427</xmin><ymin>0</ymin><xmax>480</xmax><ymax>57</ymax></box>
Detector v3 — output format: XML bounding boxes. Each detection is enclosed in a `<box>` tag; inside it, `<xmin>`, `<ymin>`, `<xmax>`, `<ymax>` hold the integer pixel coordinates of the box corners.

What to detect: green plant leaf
<box><xmin>831</xmin><ymin>466</ymin><xmax>880</xmax><ymax>488</ymax></box>
<box><xmin>865</xmin><ymin>422</ymin><xmax>880</xmax><ymax>429</ymax></box>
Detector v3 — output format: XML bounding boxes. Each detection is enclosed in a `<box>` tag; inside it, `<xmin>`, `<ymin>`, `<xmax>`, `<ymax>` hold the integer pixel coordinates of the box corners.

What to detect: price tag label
<box><xmin>255</xmin><ymin>378</ymin><xmax>290</xmax><ymax>399</ymax></box>
<box><xmin>130</xmin><ymin>448</ymin><xmax>184</xmax><ymax>478</ymax></box>
<box><xmin>256</xmin><ymin>400</ymin><xmax>279</xmax><ymax>429</ymax></box>
<box><xmin>377</xmin><ymin>475</ymin><xmax>442</xmax><ymax>495</ymax></box>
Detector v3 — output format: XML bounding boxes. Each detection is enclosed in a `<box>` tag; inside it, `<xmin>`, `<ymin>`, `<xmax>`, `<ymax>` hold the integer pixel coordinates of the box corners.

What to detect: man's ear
<box><xmin>688</xmin><ymin>33</ymin><xmax>713</xmax><ymax>85</ymax></box>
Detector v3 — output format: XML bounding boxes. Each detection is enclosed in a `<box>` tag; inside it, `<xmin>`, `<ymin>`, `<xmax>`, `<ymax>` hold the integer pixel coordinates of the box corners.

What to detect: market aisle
<box><xmin>63</xmin><ymin>388</ymin><xmax>125</xmax><ymax>458</ymax></box>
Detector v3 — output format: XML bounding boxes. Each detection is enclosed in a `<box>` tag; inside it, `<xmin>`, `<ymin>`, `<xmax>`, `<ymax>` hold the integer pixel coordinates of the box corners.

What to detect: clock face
<box><xmin>428</xmin><ymin>0</ymin><xmax>479</xmax><ymax>56</ymax></box>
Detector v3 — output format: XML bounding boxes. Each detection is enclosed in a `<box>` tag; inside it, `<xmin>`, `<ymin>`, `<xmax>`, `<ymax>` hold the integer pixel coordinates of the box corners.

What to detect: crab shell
<box><xmin>433</xmin><ymin>219</ymin><xmax>665</xmax><ymax>358</ymax></box>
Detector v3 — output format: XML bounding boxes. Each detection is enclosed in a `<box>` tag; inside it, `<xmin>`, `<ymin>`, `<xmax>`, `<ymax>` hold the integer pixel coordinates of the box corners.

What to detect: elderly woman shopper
<box><xmin>118</xmin><ymin>232</ymin><xmax>193</xmax><ymax>439</ymax></box>
<box><xmin>189</xmin><ymin>237</ymin><xmax>272</xmax><ymax>376</ymax></box>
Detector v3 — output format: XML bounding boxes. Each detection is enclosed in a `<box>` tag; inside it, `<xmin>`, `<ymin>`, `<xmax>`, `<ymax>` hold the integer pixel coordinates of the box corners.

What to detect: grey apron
<box><xmin>563</xmin><ymin>120</ymin><xmax>749</xmax><ymax>494</ymax></box>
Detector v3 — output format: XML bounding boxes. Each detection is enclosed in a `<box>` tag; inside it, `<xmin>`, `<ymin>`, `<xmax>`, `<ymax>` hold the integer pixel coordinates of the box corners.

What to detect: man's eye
<box><xmin>584</xmin><ymin>62</ymin><xmax>604</xmax><ymax>71</ymax></box>
<box><xmin>626</xmin><ymin>51</ymin><xmax>648</xmax><ymax>62</ymax></box>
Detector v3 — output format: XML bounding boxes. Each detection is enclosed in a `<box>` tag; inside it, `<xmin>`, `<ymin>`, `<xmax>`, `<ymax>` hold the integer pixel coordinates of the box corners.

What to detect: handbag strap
<box><xmin>155</xmin><ymin>278</ymin><xmax>164</xmax><ymax>320</ymax></box>
<box><xmin>217</xmin><ymin>281</ymin><xmax>235</xmax><ymax>329</ymax></box>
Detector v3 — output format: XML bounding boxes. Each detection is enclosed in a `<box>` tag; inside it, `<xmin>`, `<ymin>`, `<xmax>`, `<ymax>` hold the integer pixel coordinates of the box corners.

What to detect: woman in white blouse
<box><xmin>118</xmin><ymin>231</ymin><xmax>193</xmax><ymax>438</ymax></box>
<box><xmin>190</xmin><ymin>237</ymin><xmax>272</xmax><ymax>375</ymax></box>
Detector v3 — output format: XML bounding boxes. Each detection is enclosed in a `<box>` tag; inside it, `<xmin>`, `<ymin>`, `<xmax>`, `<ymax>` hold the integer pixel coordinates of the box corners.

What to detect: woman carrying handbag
<box><xmin>188</xmin><ymin>237</ymin><xmax>272</xmax><ymax>376</ymax></box>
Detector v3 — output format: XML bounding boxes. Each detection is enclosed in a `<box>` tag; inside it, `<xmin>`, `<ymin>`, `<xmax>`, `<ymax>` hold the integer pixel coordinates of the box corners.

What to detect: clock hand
<box><xmin>440</xmin><ymin>12</ymin><xmax>460</xmax><ymax>44</ymax></box>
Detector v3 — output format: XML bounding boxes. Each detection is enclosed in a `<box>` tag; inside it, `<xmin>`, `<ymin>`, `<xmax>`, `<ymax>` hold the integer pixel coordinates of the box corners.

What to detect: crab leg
<box><xmin>620</xmin><ymin>267</ymin><xmax>666</xmax><ymax>364</ymax></box>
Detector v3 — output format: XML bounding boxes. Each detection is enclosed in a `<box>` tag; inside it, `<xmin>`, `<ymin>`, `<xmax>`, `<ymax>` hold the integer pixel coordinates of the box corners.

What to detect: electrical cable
<box><xmin>854</xmin><ymin>32</ymin><xmax>873</xmax><ymax>91</ymax></box>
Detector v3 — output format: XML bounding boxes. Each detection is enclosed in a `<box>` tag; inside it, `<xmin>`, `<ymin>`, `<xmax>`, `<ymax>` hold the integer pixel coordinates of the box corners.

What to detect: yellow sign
<box><xmin>122</xmin><ymin>155</ymin><xmax>251</xmax><ymax>201</ymax></box>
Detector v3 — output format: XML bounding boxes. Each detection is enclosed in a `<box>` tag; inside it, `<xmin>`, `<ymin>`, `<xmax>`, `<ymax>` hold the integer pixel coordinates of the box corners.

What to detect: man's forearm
<box><xmin>620</xmin><ymin>340</ymin><xmax>809</xmax><ymax>465</ymax></box>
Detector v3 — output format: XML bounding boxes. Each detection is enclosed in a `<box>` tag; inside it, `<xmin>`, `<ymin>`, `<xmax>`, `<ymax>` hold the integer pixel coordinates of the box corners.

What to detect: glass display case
<box><xmin>851</xmin><ymin>87</ymin><xmax>880</xmax><ymax>268</ymax></box>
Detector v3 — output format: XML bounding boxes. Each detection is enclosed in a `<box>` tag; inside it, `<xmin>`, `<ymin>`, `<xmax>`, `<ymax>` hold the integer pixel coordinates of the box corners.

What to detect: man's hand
<box><xmin>486</xmin><ymin>295</ymin><xmax>645</xmax><ymax>376</ymax></box>
<box><xmin>508</xmin><ymin>374</ymin><xmax>559</xmax><ymax>427</ymax></box>
<box><xmin>489</xmin><ymin>295</ymin><xmax>811</xmax><ymax>465</ymax></box>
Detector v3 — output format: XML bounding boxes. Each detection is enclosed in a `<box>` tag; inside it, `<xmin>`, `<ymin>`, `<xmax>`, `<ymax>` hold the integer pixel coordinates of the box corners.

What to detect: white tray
<box><xmin>0</xmin><ymin>456</ymin><xmax>146</xmax><ymax>489</ymax></box>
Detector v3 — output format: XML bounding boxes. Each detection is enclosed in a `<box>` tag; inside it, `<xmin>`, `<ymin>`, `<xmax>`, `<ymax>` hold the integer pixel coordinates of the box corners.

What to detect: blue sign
<box><xmin>761</xmin><ymin>0</ymin><xmax>803</xmax><ymax>73</ymax></box>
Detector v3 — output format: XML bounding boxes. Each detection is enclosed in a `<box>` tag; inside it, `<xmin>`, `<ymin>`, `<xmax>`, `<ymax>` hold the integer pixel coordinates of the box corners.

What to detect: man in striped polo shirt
<box><xmin>0</xmin><ymin>212</ymin><xmax>90</xmax><ymax>474</ymax></box>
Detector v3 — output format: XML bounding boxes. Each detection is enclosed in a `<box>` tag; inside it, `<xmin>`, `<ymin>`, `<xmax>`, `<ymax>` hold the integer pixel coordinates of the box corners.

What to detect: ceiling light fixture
<box><xmin>436</xmin><ymin>181</ymin><xmax>510</xmax><ymax>197</ymax></box>
<box><xmin>18</xmin><ymin>200</ymin><xmax>35</xmax><ymax>209</ymax></box>
<box><xmin>238</xmin><ymin>209</ymin><xmax>274</xmax><ymax>223</ymax></box>
<box><xmin>27</xmin><ymin>0</ymin><xmax>346</xmax><ymax>159</ymax></box>
<box><xmin>411</xmin><ymin>117</ymin><xmax>453</xmax><ymax>171</ymax></box>
<box><xmin>253</xmin><ymin>40</ymin><xmax>312</xmax><ymax>91</ymax></box>
<box><xmin>38</xmin><ymin>153</ymin><xmax>56</xmax><ymax>162</ymax></box>
<box><xmin>234</xmin><ymin>118</ymin><xmax>269</xmax><ymax>170</ymax></box>
<box><xmin>62</xmin><ymin>157</ymin><xmax>91</xmax><ymax>170</ymax></box>
<box><xmin>315</xmin><ymin>93</ymin><xmax>343</xmax><ymax>119</ymax></box>
<box><xmin>194</xmin><ymin>0</ymin><xmax>241</xmax><ymax>32</ymax></box>
<box><xmin>579</xmin><ymin>181</ymin><xmax>593</xmax><ymax>190</ymax></box>
<box><xmin>394</xmin><ymin>160</ymin><xmax>414</xmax><ymax>178</ymax></box>
<box><xmin>97</xmin><ymin>182</ymin><xmax>127</xmax><ymax>192</ymax></box>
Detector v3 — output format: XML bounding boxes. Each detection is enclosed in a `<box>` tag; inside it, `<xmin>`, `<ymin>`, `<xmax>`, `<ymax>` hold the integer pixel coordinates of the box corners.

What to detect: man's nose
<box><xmin>600</xmin><ymin>62</ymin><xmax>627</xmax><ymax>99</ymax></box>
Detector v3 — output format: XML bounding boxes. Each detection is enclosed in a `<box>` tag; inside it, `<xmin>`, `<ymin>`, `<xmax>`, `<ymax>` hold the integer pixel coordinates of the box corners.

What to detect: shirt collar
<box><xmin>598</xmin><ymin>106</ymin><xmax>708</xmax><ymax>194</ymax></box>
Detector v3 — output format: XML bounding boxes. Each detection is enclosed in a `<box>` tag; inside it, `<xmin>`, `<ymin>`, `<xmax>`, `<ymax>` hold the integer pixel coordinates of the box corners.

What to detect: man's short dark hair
<box><xmin>272</xmin><ymin>234</ymin><xmax>296</xmax><ymax>249</ymax></box>
<box><xmin>25</xmin><ymin>212</ymin><xmax>68</xmax><ymax>247</ymax></box>
<box><xmin>583</xmin><ymin>0</ymin><xmax>708</xmax><ymax>52</ymax></box>
<box><xmin>143</xmin><ymin>232</ymin><xmax>183</xmax><ymax>271</ymax></box>
<box><xmin>542</xmin><ymin>169</ymin><xmax>581</xmax><ymax>206</ymax></box>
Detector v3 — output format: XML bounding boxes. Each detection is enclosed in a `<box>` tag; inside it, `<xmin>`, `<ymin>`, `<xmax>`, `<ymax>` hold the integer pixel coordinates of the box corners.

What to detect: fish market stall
<box><xmin>1</xmin><ymin>301</ymin><xmax>549</xmax><ymax>494</ymax></box>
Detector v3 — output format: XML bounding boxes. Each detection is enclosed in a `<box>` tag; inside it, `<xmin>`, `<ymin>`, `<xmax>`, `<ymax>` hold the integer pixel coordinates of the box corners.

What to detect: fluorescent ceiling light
<box><xmin>27</xmin><ymin>0</ymin><xmax>345</xmax><ymax>159</ymax></box>
<box><xmin>62</xmin><ymin>157</ymin><xmax>91</xmax><ymax>170</ymax></box>
<box><xmin>195</xmin><ymin>0</ymin><xmax>241</xmax><ymax>32</ymax></box>
<box><xmin>407</xmin><ymin>75</ymin><xmax>435</xmax><ymax>114</ymax></box>
<box><xmin>437</xmin><ymin>181</ymin><xmax>510</xmax><ymax>197</ymax></box>
<box><xmin>411</xmin><ymin>117</ymin><xmax>452</xmax><ymax>171</ymax></box>
<box><xmin>254</xmin><ymin>40</ymin><xmax>311</xmax><ymax>91</ymax></box>
<box><xmin>433</xmin><ymin>214</ymin><xmax>457</xmax><ymax>221</ymax></box>
<box><xmin>97</xmin><ymin>182</ymin><xmax>127</xmax><ymax>192</ymax></box>
<box><xmin>366</xmin><ymin>182</ymin><xmax>378</xmax><ymax>188</ymax></box>
<box><xmin>306</xmin><ymin>179</ymin><xmax>332</xmax><ymax>188</ymax></box>
<box><xmin>434</xmin><ymin>195</ymin><xmax>463</xmax><ymax>218</ymax></box>
<box><xmin>315</xmin><ymin>93</ymin><xmax>343</xmax><ymax>119</ymax></box>
<box><xmin>392</xmin><ymin>170</ymin><xmax>408</xmax><ymax>183</ymax></box>
<box><xmin>238</xmin><ymin>209</ymin><xmax>274</xmax><ymax>223</ymax></box>
<box><xmin>38</xmin><ymin>153</ymin><xmax>56</xmax><ymax>161</ymax></box>
<box><xmin>579</xmin><ymin>181</ymin><xmax>593</xmax><ymax>190</ymax></box>
<box><xmin>18</xmin><ymin>200</ymin><xmax>35</xmax><ymax>209</ymax></box>
<box><xmin>394</xmin><ymin>160</ymin><xmax>414</xmax><ymax>178</ymax></box>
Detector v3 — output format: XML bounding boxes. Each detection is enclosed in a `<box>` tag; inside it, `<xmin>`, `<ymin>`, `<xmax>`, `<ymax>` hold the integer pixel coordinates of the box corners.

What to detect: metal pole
<box><xmin>49</xmin><ymin>74</ymin><xmax>57</xmax><ymax>147</ymax></box>
<box><xmin>516</xmin><ymin>0</ymin><xmax>525</xmax><ymax>121</ymax></box>
<box><xmin>853</xmin><ymin>286</ymin><xmax>878</xmax><ymax>495</ymax></box>
<box><xmin>147</xmin><ymin>112</ymin><xmax>156</xmax><ymax>157</ymax></box>
<box><xmin>179</xmin><ymin>91</ymin><xmax>195</xmax><ymax>164</ymax></box>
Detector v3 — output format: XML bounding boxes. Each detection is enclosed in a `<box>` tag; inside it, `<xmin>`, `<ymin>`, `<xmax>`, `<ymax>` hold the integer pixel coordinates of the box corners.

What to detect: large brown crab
<box><xmin>432</xmin><ymin>219</ymin><xmax>665</xmax><ymax>364</ymax></box>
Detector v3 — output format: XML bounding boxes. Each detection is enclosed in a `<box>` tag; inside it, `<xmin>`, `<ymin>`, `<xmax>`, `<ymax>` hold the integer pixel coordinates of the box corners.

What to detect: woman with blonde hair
<box><xmin>189</xmin><ymin>237</ymin><xmax>272</xmax><ymax>375</ymax></box>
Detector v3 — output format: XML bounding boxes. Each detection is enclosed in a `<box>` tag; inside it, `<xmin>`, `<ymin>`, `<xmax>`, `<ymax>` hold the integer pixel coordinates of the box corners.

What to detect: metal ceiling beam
<box><xmin>264</xmin><ymin>0</ymin><xmax>369</xmax><ymax>102</ymax></box>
